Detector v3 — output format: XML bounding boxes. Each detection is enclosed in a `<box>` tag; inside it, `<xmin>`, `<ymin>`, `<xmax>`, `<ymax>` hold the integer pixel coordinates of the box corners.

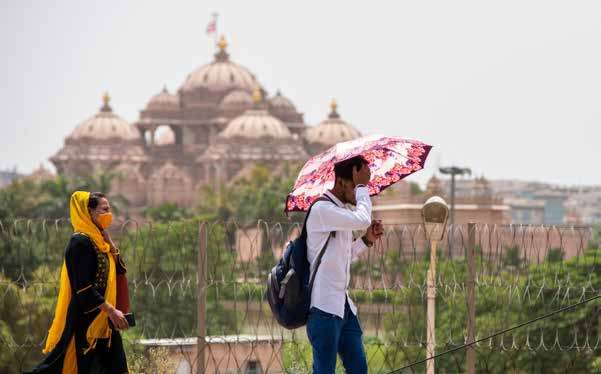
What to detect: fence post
<box><xmin>466</xmin><ymin>222</ymin><xmax>476</xmax><ymax>374</ymax></box>
<box><xmin>197</xmin><ymin>222</ymin><xmax>207</xmax><ymax>374</ymax></box>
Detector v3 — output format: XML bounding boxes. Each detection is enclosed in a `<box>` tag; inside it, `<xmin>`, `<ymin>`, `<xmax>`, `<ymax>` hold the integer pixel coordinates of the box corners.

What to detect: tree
<box><xmin>409</xmin><ymin>181</ymin><xmax>423</xmax><ymax>196</ymax></box>
<box><xmin>0</xmin><ymin>172</ymin><xmax>125</xmax><ymax>220</ymax></box>
<box><xmin>197</xmin><ymin>162</ymin><xmax>303</xmax><ymax>226</ymax></box>
<box><xmin>143</xmin><ymin>203</ymin><xmax>192</xmax><ymax>223</ymax></box>
<box><xmin>380</xmin><ymin>247</ymin><xmax>601</xmax><ymax>373</ymax></box>
<box><xmin>0</xmin><ymin>267</ymin><xmax>59</xmax><ymax>374</ymax></box>
<box><xmin>0</xmin><ymin>179</ymin><xmax>45</xmax><ymax>219</ymax></box>
<box><xmin>34</xmin><ymin>175</ymin><xmax>75</xmax><ymax>218</ymax></box>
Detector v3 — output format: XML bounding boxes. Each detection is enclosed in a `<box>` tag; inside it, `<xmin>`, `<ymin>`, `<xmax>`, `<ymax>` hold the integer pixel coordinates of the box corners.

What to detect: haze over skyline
<box><xmin>2</xmin><ymin>1</ymin><xmax>601</xmax><ymax>187</ymax></box>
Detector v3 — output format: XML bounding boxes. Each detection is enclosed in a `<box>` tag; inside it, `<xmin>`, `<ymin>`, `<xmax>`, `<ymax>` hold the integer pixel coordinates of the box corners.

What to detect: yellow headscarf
<box><xmin>43</xmin><ymin>191</ymin><xmax>117</xmax><ymax>373</ymax></box>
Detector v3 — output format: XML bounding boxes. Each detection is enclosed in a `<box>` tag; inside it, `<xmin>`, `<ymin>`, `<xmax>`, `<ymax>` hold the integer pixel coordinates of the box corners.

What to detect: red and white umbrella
<box><xmin>286</xmin><ymin>135</ymin><xmax>432</xmax><ymax>212</ymax></box>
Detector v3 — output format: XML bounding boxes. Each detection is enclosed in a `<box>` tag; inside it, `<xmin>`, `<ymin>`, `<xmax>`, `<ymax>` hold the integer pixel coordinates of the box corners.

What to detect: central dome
<box><xmin>180</xmin><ymin>36</ymin><xmax>260</xmax><ymax>93</ymax></box>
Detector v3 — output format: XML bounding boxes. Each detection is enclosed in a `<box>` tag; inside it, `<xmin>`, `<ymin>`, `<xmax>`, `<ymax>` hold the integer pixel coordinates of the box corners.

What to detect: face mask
<box><xmin>96</xmin><ymin>212</ymin><xmax>113</xmax><ymax>229</ymax></box>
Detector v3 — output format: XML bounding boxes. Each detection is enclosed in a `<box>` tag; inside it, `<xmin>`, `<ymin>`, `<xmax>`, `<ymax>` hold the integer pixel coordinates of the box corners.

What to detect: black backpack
<box><xmin>266</xmin><ymin>195</ymin><xmax>335</xmax><ymax>329</ymax></box>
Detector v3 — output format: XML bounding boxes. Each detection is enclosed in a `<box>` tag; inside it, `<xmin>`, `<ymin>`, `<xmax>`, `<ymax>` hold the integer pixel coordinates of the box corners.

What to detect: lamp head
<box><xmin>422</xmin><ymin>196</ymin><xmax>449</xmax><ymax>241</ymax></box>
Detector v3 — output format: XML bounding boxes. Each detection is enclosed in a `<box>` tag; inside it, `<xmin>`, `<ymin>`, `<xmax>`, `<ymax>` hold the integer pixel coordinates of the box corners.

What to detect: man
<box><xmin>306</xmin><ymin>155</ymin><xmax>384</xmax><ymax>374</ymax></box>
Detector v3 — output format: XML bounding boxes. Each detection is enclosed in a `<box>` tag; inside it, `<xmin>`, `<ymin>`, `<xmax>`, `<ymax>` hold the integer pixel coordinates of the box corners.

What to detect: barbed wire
<box><xmin>0</xmin><ymin>219</ymin><xmax>598</xmax><ymax>373</ymax></box>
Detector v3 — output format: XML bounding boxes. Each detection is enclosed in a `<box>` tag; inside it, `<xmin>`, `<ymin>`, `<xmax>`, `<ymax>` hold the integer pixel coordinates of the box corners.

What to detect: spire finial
<box><xmin>101</xmin><ymin>92</ymin><xmax>112</xmax><ymax>112</ymax></box>
<box><xmin>214</xmin><ymin>35</ymin><xmax>230</xmax><ymax>61</ymax></box>
<box><xmin>218</xmin><ymin>35</ymin><xmax>227</xmax><ymax>51</ymax></box>
<box><xmin>252</xmin><ymin>88</ymin><xmax>263</xmax><ymax>104</ymax></box>
<box><xmin>329</xmin><ymin>98</ymin><xmax>340</xmax><ymax>119</ymax></box>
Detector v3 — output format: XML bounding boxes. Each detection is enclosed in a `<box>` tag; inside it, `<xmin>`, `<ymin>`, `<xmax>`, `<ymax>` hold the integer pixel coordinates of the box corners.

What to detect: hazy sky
<box><xmin>2</xmin><ymin>1</ymin><xmax>601</xmax><ymax>186</ymax></box>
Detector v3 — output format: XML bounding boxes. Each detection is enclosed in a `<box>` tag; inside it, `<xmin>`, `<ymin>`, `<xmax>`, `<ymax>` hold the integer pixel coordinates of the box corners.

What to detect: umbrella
<box><xmin>285</xmin><ymin>135</ymin><xmax>432</xmax><ymax>212</ymax></box>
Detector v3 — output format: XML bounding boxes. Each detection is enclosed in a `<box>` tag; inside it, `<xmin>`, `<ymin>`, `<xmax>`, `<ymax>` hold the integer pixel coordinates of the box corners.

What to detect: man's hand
<box><xmin>352</xmin><ymin>164</ymin><xmax>371</xmax><ymax>187</ymax></box>
<box><xmin>365</xmin><ymin>220</ymin><xmax>384</xmax><ymax>244</ymax></box>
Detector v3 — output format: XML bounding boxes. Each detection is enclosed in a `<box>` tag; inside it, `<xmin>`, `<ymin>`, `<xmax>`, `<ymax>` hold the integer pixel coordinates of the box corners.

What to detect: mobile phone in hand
<box><xmin>124</xmin><ymin>313</ymin><xmax>136</xmax><ymax>327</ymax></box>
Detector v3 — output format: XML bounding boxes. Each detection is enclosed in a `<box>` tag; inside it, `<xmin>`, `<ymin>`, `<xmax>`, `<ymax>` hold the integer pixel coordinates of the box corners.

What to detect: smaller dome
<box><xmin>269</xmin><ymin>90</ymin><xmax>296</xmax><ymax>111</ymax></box>
<box><xmin>146</xmin><ymin>86</ymin><xmax>179</xmax><ymax>111</ymax></box>
<box><xmin>155</xmin><ymin>125</ymin><xmax>175</xmax><ymax>146</ymax></box>
<box><xmin>220</xmin><ymin>89</ymin><xmax>253</xmax><ymax>110</ymax></box>
<box><xmin>303</xmin><ymin>99</ymin><xmax>361</xmax><ymax>146</ymax></box>
<box><xmin>219</xmin><ymin>89</ymin><xmax>292</xmax><ymax>139</ymax></box>
<box><xmin>69</xmin><ymin>93</ymin><xmax>140</xmax><ymax>142</ymax></box>
<box><xmin>220</xmin><ymin>110</ymin><xmax>292</xmax><ymax>139</ymax></box>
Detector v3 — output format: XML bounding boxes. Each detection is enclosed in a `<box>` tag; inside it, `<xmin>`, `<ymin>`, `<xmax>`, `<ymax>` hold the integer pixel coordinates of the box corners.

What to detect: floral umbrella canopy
<box><xmin>286</xmin><ymin>135</ymin><xmax>432</xmax><ymax>212</ymax></box>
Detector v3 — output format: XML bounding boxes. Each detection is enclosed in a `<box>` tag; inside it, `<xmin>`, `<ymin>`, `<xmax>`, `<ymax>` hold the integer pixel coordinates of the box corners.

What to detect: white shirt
<box><xmin>306</xmin><ymin>186</ymin><xmax>372</xmax><ymax>318</ymax></box>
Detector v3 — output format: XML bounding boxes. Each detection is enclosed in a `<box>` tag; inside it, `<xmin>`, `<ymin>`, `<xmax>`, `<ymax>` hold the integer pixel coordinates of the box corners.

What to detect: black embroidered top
<box><xmin>66</xmin><ymin>233</ymin><xmax>107</xmax><ymax>314</ymax></box>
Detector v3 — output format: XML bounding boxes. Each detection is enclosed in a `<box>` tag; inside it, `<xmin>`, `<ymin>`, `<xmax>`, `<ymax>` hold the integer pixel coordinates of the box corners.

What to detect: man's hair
<box><xmin>334</xmin><ymin>156</ymin><xmax>369</xmax><ymax>182</ymax></box>
<box><xmin>88</xmin><ymin>192</ymin><xmax>106</xmax><ymax>209</ymax></box>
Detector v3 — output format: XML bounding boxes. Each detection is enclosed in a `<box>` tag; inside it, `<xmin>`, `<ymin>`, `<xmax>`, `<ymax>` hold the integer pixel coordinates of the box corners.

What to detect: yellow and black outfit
<box><xmin>25</xmin><ymin>191</ymin><xmax>128</xmax><ymax>374</ymax></box>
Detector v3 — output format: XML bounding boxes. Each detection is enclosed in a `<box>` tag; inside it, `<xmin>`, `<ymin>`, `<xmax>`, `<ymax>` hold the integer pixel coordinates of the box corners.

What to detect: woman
<box><xmin>25</xmin><ymin>191</ymin><xmax>129</xmax><ymax>374</ymax></box>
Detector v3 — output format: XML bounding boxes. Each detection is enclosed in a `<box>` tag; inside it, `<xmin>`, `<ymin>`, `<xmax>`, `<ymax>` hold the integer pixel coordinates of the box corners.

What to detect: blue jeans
<box><xmin>306</xmin><ymin>300</ymin><xmax>367</xmax><ymax>374</ymax></box>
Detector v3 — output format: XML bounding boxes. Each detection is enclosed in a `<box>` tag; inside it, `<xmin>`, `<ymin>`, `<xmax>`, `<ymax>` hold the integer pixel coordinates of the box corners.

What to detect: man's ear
<box><xmin>344</xmin><ymin>178</ymin><xmax>355</xmax><ymax>191</ymax></box>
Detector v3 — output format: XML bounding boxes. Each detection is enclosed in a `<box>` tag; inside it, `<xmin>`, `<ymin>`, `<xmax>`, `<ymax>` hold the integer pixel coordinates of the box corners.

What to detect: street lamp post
<box><xmin>438</xmin><ymin>166</ymin><xmax>471</xmax><ymax>228</ymax></box>
<box><xmin>422</xmin><ymin>196</ymin><xmax>449</xmax><ymax>374</ymax></box>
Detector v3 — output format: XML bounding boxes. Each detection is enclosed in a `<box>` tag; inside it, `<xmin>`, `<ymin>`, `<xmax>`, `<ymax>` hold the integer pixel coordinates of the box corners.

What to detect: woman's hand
<box><xmin>101</xmin><ymin>303</ymin><xmax>129</xmax><ymax>330</ymax></box>
<box><xmin>101</xmin><ymin>230</ymin><xmax>119</xmax><ymax>255</ymax></box>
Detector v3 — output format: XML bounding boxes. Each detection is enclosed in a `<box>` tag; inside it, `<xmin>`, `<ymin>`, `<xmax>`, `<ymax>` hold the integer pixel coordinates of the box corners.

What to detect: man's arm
<box><xmin>309</xmin><ymin>186</ymin><xmax>372</xmax><ymax>232</ymax></box>
<box><xmin>351</xmin><ymin>220</ymin><xmax>384</xmax><ymax>262</ymax></box>
<box><xmin>351</xmin><ymin>237</ymin><xmax>369</xmax><ymax>262</ymax></box>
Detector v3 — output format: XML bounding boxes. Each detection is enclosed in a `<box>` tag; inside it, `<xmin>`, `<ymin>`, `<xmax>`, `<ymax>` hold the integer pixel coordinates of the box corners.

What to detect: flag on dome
<box><xmin>206</xmin><ymin>13</ymin><xmax>218</xmax><ymax>35</ymax></box>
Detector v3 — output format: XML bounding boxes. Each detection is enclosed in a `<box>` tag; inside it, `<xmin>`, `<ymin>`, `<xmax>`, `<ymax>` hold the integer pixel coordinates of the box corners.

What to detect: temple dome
<box><xmin>220</xmin><ymin>89</ymin><xmax>253</xmax><ymax>111</ymax></box>
<box><xmin>268</xmin><ymin>90</ymin><xmax>296</xmax><ymax>111</ymax></box>
<box><xmin>146</xmin><ymin>86</ymin><xmax>179</xmax><ymax>111</ymax></box>
<box><xmin>69</xmin><ymin>93</ymin><xmax>140</xmax><ymax>142</ymax></box>
<box><xmin>219</xmin><ymin>90</ymin><xmax>292</xmax><ymax>139</ymax></box>
<box><xmin>180</xmin><ymin>36</ymin><xmax>260</xmax><ymax>93</ymax></box>
<box><xmin>303</xmin><ymin>100</ymin><xmax>361</xmax><ymax>146</ymax></box>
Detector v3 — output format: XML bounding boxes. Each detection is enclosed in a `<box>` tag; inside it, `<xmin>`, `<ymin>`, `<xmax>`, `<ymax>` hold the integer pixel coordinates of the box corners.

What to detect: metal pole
<box><xmin>449</xmin><ymin>174</ymin><xmax>456</xmax><ymax>228</ymax></box>
<box><xmin>426</xmin><ymin>239</ymin><xmax>438</xmax><ymax>374</ymax></box>
<box><xmin>197</xmin><ymin>222</ymin><xmax>207</xmax><ymax>374</ymax></box>
<box><xmin>466</xmin><ymin>222</ymin><xmax>476</xmax><ymax>374</ymax></box>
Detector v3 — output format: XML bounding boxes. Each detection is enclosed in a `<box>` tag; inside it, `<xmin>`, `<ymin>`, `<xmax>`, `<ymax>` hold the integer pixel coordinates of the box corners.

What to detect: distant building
<box><xmin>565</xmin><ymin>186</ymin><xmax>601</xmax><ymax>225</ymax></box>
<box><xmin>532</xmin><ymin>190</ymin><xmax>568</xmax><ymax>225</ymax></box>
<box><xmin>22</xmin><ymin>164</ymin><xmax>55</xmax><ymax>184</ymax></box>
<box><xmin>504</xmin><ymin>198</ymin><xmax>545</xmax><ymax>224</ymax></box>
<box><xmin>372</xmin><ymin>175</ymin><xmax>509</xmax><ymax>225</ymax></box>
<box><xmin>448</xmin><ymin>179</ymin><xmax>574</xmax><ymax>225</ymax></box>
<box><xmin>138</xmin><ymin>335</ymin><xmax>283</xmax><ymax>374</ymax></box>
<box><xmin>0</xmin><ymin>168</ymin><xmax>21</xmax><ymax>188</ymax></box>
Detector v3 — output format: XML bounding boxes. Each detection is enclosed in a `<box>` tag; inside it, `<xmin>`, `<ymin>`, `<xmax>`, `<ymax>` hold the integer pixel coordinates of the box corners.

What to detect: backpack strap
<box><xmin>308</xmin><ymin>231</ymin><xmax>332</xmax><ymax>296</ymax></box>
<box><xmin>305</xmin><ymin>194</ymin><xmax>337</xmax><ymax>296</ymax></box>
<box><xmin>300</xmin><ymin>196</ymin><xmax>332</xmax><ymax>240</ymax></box>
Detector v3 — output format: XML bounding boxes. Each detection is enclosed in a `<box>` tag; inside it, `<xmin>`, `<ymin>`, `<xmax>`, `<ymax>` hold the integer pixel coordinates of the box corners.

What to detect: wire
<box><xmin>387</xmin><ymin>292</ymin><xmax>601</xmax><ymax>373</ymax></box>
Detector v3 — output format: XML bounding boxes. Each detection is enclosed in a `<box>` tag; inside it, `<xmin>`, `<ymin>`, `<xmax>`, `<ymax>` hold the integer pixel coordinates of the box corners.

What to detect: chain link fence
<box><xmin>1</xmin><ymin>219</ymin><xmax>599</xmax><ymax>373</ymax></box>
